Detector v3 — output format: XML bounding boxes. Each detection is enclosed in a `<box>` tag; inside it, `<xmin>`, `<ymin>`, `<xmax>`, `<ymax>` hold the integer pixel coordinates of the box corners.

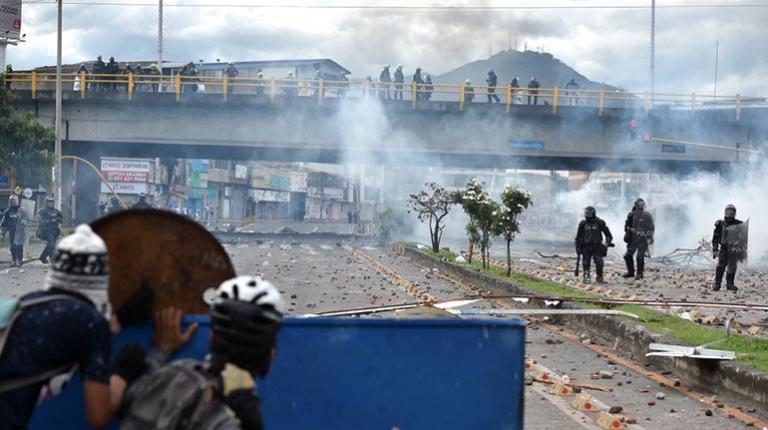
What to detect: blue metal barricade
<box><xmin>30</xmin><ymin>316</ymin><xmax>525</xmax><ymax>430</ymax></box>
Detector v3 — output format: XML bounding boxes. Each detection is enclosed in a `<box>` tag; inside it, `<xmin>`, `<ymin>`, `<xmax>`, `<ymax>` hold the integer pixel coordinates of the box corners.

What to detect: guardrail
<box><xmin>4</xmin><ymin>71</ymin><xmax>765</xmax><ymax>120</ymax></box>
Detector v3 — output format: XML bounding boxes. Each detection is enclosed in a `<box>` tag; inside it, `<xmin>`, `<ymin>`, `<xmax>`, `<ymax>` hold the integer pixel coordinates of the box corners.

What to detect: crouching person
<box><xmin>119</xmin><ymin>276</ymin><xmax>284</xmax><ymax>430</ymax></box>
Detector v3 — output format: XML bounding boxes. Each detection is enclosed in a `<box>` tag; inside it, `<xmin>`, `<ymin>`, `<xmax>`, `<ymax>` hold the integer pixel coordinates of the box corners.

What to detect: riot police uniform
<box><xmin>712</xmin><ymin>204</ymin><xmax>745</xmax><ymax>291</ymax></box>
<box><xmin>1</xmin><ymin>195</ymin><xmax>24</xmax><ymax>266</ymax></box>
<box><xmin>623</xmin><ymin>198</ymin><xmax>654</xmax><ymax>280</ymax></box>
<box><xmin>575</xmin><ymin>206</ymin><xmax>613</xmax><ymax>284</ymax></box>
<box><xmin>38</xmin><ymin>196</ymin><xmax>62</xmax><ymax>263</ymax></box>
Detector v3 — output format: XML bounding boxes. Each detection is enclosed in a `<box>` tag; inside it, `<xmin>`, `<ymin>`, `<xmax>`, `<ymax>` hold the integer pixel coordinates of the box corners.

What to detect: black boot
<box><xmin>596</xmin><ymin>265</ymin><xmax>605</xmax><ymax>284</ymax></box>
<box><xmin>726</xmin><ymin>273</ymin><xmax>737</xmax><ymax>291</ymax></box>
<box><xmin>635</xmin><ymin>258</ymin><xmax>644</xmax><ymax>280</ymax></box>
<box><xmin>714</xmin><ymin>266</ymin><xmax>725</xmax><ymax>291</ymax></box>
<box><xmin>622</xmin><ymin>255</ymin><xmax>635</xmax><ymax>278</ymax></box>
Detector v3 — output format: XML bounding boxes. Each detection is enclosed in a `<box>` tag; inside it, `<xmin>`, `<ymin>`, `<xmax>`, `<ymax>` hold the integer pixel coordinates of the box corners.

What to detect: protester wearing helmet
<box><xmin>393</xmin><ymin>65</ymin><xmax>405</xmax><ymax>100</ymax></box>
<box><xmin>37</xmin><ymin>195</ymin><xmax>62</xmax><ymax>264</ymax></box>
<box><xmin>119</xmin><ymin>275</ymin><xmax>284</xmax><ymax>430</ymax></box>
<box><xmin>712</xmin><ymin>204</ymin><xmax>745</xmax><ymax>291</ymax></box>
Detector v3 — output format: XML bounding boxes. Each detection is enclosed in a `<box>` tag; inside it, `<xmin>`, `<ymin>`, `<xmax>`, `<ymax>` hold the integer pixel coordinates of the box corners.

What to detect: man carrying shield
<box><xmin>712</xmin><ymin>204</ymin><xmax>747</xmax><ymax>291</ymax></box>
<box><xmin>622</xmin><ymin>198</ymin><xmax>654</xmax><ymax>280</ymax></box>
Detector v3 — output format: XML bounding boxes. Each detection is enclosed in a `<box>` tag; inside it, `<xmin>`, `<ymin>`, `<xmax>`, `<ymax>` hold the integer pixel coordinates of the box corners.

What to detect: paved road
<box><xmin>2</xmin><ymin>238</ymin><xmax>765</xmax><ymax>428</ymax></box>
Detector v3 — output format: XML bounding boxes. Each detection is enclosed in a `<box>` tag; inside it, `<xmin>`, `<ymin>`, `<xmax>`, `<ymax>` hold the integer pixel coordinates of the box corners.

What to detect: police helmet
<box><xmin>724</xmin><ymin>204</ymin><xmax>736</xmax><ymax>218</ymax></box>
<box><xmin>634</xmin><ymin>198</ymin><xmax>646</xmax><ymax>210</ymax></box>
<box><xmin>584</xmin><ymin>206</ymin><xmax>596</xmax><ymax>218</ymax></box>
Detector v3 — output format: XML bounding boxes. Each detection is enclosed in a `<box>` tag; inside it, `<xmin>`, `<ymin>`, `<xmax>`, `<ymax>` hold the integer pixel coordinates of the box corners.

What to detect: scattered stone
<box><xmin>647</xmin><ymin>400</ymin><xmax>656</xmax><ymax>406</ymax></box>
<box><xmin>608</xmin><ymin>406</ymin><xmax>623</xmax><ymax>414</ymax></box>
<box><xmin>704</xmin><ymin>410</ymin><xmax>713</xmax><ymax>416</ymax></box>
<box><xmin>655</xmin><ymin>392</ymin><xmax>666</xmax><ymax>400</ymax></box>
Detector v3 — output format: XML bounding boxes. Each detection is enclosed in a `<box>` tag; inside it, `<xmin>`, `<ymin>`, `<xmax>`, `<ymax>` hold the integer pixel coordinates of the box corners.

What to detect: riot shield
<box><xmin>632</xmin><ymin>211</ymin><xmax>654</xmax><ymax>241</ymax></box>
<box><xmin>91</xmin><ymin>209</ymin><xmax>236</xmax><ymax>315</ymax></box>
<box><xmin>724</xmin><ymin>219</ymin><xmax>749</xmax><ymax>262</ymax></box>
<box><xmin>16</xmin><ymin>198</ymin><xmax>36</xmax><ymax>248</ymax></box>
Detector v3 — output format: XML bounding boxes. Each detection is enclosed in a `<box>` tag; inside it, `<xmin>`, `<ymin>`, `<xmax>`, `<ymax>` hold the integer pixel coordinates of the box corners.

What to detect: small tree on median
<box><xmin>493</xmin><ymin>186</ymin><xmax>533</xmax><ymax>276</ymax></box>
<box><xmin>454</xmin><ymin>180</ymin><xmax>498</xmax><ymax>269</ymax></box>
<box><xmin>407</xmin><ymin>182</ymin><xmax>454</xmax><ymax>253</ymax></box>
<box><xmin>465</xmin><ymin>219</ymin><xmax>480</xmax><ymax>264</ymax></box>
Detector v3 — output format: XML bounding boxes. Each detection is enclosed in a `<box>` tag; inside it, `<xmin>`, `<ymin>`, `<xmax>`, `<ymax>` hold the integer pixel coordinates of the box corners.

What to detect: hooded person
<box><xmin>712</xmin><ymin>204</ymin><xmax>745</xmax><ymax>291</ymax></box>
<box><xmin>119</xmin><ymin>275</ymin><xmax>284</xmax><ymax>430</ymax></box>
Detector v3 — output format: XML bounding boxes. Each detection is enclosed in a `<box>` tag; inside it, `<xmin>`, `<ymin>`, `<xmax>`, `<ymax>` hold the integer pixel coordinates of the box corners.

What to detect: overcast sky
<box><xmin>6</xmin><ymin>0</ymin><xmax>768</xmax><ymax>95</ymax></box>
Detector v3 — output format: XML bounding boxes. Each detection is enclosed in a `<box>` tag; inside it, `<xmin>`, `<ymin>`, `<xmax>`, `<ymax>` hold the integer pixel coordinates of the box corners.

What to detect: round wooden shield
<box><xmin>91</xmin><ymin>209</ymin><xmax>235</xmax><ymax>315</ymax></box>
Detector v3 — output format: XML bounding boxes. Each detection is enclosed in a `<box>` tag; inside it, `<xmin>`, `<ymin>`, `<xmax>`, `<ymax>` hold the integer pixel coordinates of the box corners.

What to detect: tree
<box><xmin>0</xmin><ymin>88</ymin><xmax>55</xmax><ymax>189</ymax></box>
<box><xmin>454</xmin><ymin>180</ymin><xmax>498</xmax><ymax>268</ymax></box>
<box><xmin>377</xmin><ymin>207</ymin><xmax>410</xmax><ymax>246</ymax></box>
<box><xmin>407</xmin><ymin>182</ymin><xmax>454</xmax><ymax>253</ymax></box>
<box><xmin>465</xmin><ymin>219</ymin><xmax>480</xmax><ymax>264</ymax></box>
<box><xmin>493</xmin><ymin>186</ymin><xmax>533</xmax><ymax>276</ymax></box>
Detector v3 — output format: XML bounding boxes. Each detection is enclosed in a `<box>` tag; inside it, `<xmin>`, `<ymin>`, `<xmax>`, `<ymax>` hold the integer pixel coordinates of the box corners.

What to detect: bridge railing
<box><xmin>4</xmin><ymin>71</ymin><xmax>764</xmax><ymax>120</ymax></box>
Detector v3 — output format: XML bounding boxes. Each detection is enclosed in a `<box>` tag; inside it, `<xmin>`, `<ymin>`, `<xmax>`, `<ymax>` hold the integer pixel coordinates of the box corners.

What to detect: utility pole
<box><xmin>54</xmin><ymin>0</ymin><xmax>63</xmax><ymax>209</ymax></box>
<box><xmin>158</xmin><ymin>0</ymin><xmax>163</xmax><ymax>84</ymax></box>
<box><xmin>650</xmin><ymin>0</ymin><xmax>656</xmax><ymax>103</ymax></box>
<box><xmin>713</xmin><ymin>40</ymin><xmax>719</xmax><ymax>100</ymax></box>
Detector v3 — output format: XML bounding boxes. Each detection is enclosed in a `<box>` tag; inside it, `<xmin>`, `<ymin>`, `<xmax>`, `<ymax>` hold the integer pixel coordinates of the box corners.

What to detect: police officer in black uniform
<box><xmin>575</xmin><ymin>206</ymin><xmax>613</xmax><ymax>284</ymax></box>
<box><xmin>1</xmin><ymin>195</ymin><xmax>23</xmax><ymax>267</ymax></box>
<box><xmin>622</xmin><ymin>198</ymin><xmax>654</xmax><ymax>280</ymax></box>
<box><xmin>486</xmin><ymin>70</ymin><xmax>500</xmax><ymax>103</ymax></box>
<box><xmin>131</xmin><ymin>192</ymin><xmax>152</xmax><ymax>209</ymax></box>
<box><xmin>712</xmin><ymin>204</ymin><xmax>744</xmax><ymax>291</ymax></box>
<box><xmin>37</xmin><ymin>196</ymin><xmax>62</xmax><ymax>264</ymax></box>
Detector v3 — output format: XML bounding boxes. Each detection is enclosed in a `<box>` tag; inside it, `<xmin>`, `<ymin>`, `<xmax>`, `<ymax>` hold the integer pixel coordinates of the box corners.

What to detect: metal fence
<box><xmin>5</xmin><ymin>71</ymin><xmax>764</xmax><ymax>120</ymax></box>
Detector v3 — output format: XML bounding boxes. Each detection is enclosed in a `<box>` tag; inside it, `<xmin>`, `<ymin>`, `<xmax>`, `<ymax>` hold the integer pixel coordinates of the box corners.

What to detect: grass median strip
<box><xmin>412</xmin><ymin>245</ymin><xmax>768</xmax><ymax>373</ymax></box>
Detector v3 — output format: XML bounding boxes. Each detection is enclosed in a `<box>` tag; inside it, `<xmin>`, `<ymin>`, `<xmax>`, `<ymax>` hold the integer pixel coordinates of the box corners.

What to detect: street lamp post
<box><xmin>54</xmin><ymin>0</ymin><xmax>63</xmax><ymax>210</ymax></box>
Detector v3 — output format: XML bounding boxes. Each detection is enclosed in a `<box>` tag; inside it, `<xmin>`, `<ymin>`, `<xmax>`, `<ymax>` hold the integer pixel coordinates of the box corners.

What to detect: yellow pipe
<box><xmin>31</xmin><ymin>71</ymin><xmax>37</xmax><ymax>99</ymax></box>
<box><xmin>61</xmin><ymin>155</ymin><xmax>129</xmax><ymax>208</ymax></box>
<box><xmin>318</xmin><ymin>79</ymin><xmax>324</xmax><ymax>105</ymax></box>
<box><xmin>128</xmin><ymin>73</ymin><xmax>134</xmax><ymax>101</ymax></box>
<box><xmin>598</xmin><ymin>88</ymin><xmax>605</xmax><ymax>116</ymax></box>
<box><xmin>506</xmin><ymin>85</ymin><xmax>512</xmax><ymax>112</ymax></box>
<box><xmin>80</xmin><ymin>71</ymin><xmax>87</xmax><ymax>99</ymax></box>
<box><xmin>552</xmin><ymin>87</ymin><xmax>559</xmax><ymax>114</ymax></box>
<box><xmin>411</xmin><ymin>82</ymin><xmax>417</xmax><ymax>109</ymax></box>
<box><xmin>175</xmin><ymin>73</ymin><xmax>181</xmax><ymax>102</ymax></box>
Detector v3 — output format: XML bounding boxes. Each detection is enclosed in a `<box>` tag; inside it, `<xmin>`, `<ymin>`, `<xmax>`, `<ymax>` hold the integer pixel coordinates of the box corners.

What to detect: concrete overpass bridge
<box><xmin>11</xmin><ymin>88</ymin><xmax>768</xmax><ymax>174</ymax></box>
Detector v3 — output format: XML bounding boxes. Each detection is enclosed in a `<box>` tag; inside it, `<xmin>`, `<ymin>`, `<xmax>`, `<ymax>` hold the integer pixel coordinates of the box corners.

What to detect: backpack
<box><xmin>119</xmin><ymin>359</ymin><xmax>234</xmax><ymax>430</ymax></box>
<box><xmin>0</xmin><ymin>294</ymin><xmax>76</xmax><ymax>394</ymax></box>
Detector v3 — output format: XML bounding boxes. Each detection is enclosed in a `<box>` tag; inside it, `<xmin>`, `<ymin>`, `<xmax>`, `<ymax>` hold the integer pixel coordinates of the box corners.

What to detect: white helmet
<box><xmin>206</xmin><ymin>275</ymin><xmax>284</xmax><ymax>313</ymax></box>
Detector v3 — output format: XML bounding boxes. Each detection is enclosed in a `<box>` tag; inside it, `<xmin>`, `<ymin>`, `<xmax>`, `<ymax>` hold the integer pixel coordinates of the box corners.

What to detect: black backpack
<box><xmin>119</xmin><ymin>359</ymin><xmax>235</xmax><ymax>430</ymax></box>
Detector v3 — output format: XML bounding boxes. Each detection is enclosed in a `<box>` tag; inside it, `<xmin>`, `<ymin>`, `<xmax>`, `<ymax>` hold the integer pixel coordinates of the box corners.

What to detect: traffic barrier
<box><xmin>30</xmin><ymin>316</ymin><xmax>526</xmax><ymax>430</ymax></box>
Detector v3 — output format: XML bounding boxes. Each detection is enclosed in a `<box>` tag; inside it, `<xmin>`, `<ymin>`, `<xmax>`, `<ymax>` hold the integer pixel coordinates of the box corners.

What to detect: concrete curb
<box><xmin>398</xmin><ymin>244</ymin><xmax>768</xmax><ymax>411</ymax></box>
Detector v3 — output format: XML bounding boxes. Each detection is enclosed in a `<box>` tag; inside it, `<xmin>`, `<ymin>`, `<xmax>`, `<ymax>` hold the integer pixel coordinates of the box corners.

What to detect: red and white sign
<box><xmin>104</xmin><ymin>171</ymin><xmax>150</xmax><ymax>183</ymax></box>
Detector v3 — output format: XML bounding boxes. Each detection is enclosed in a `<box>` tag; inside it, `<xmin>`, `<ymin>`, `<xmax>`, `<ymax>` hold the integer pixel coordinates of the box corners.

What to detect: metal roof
<box><xmin>197</xmin><ymin>58</ymin><xmax>351</xmax><ymax>74</ymax></box>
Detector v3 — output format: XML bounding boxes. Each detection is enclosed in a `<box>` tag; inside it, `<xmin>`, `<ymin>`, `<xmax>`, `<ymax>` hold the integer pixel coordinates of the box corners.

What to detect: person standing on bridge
<box><xmin>622</xmin><ymin>198</ymin><xmax>654</xmax><ymax>280</ymax></box>
<box><xmin>486</xmin><ymin>70</ymin><xmax>500</xmax><ymax>103</ymax></box>
<box><xmin>510</xmin><ymin>76</ymin><xmax>520</xmax><ymax>105</ymax></box>
<box><xmin>565</xmin><ymin>77</ymin><xmax>580</xmax><ymax>106</ymax></box>
<box><xmin>712</xmin><ymin>204</ymin><xmax>746</xmax><ymax>291</ymax></box>
<box><xmin>379</xmin><ymin>65</ymin><xmax>392</xmax><ymax>100</ymax></box>
<box><xmin>149</xmin><ymin>64</ymin><xmax>161</xmax><ymax>93</ymax></box>
<box><xmin>412</xmin><ymin>68</ymin><xmax>425</xmax><ymax>100</ymax></box>
<box><xmin>463</xmin><ymin>79</ymin><xmax>474</xmax><ymax>103</ymax></box>
<box><xmin>226</xmin><ymin>62</ymin><xmax>239</xmax><ymax>95</ymax></box>
<box><xmin>424</xmin><ymin>74</ymin><xmax>433</xmax><ymax>101</ymax></box>
<box><xmin>93</xmin><ymin>55</ymin><xmax>106</xmax><ymax>91</ymax></box>
<box><xmin>393</xmin><ymin>65</ymin><xmax>404</xmax><ymax>100</ymax></box>
<box><xmin>37</xmin><ymin>195</ymin><xmax>62</xmax><ymax>264</ymax></box>
<box><xmin>575</xmin><ymin>206</ymin><xmax>613</xmax><ymax>284</ymax></box>
<box><xmin>527</xmin><ymin>76</ymin><xmax>541</xmax><ymax>105</ymax></box>
<box><xmin>106</xmin><ymin>57</ymin><xmax>120</xmax><ymax>91</ymax></box>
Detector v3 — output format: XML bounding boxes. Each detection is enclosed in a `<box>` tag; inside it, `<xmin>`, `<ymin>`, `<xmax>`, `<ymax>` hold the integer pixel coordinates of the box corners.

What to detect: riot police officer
<box><xmin>37</xmin><ymin>196</ymin><xmax>62</xmax><ymax>264</ymax></box>
<box><xmin>622</xmin><ymin>198</ymin><xmax>654</xmax><ymax>280</ymax></box>
<box><xmin>712</xmin><ymin>204</ymin><xmax>745</xmax><ymax>291</ymax></box>
<box><xmin>1</xmin><ymin>195</ymin><xmax>23</xmax><ymax>267</ymax></box>
<box><xmin>131</xmin><ymin>192</ymin><xmax>152</xmax><ymax>209</ymax></box>
<box><xmin>575</xmin><ymin>206</ymin><xmax>613</xmax><ymax>284</ymax></box>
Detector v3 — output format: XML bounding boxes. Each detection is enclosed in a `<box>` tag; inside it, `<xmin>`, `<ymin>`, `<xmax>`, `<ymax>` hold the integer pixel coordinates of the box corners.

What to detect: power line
<box><xmin>12</xmin><ymin>1</ymin><xmax>768</xmax><ymax>9</ymax></box>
